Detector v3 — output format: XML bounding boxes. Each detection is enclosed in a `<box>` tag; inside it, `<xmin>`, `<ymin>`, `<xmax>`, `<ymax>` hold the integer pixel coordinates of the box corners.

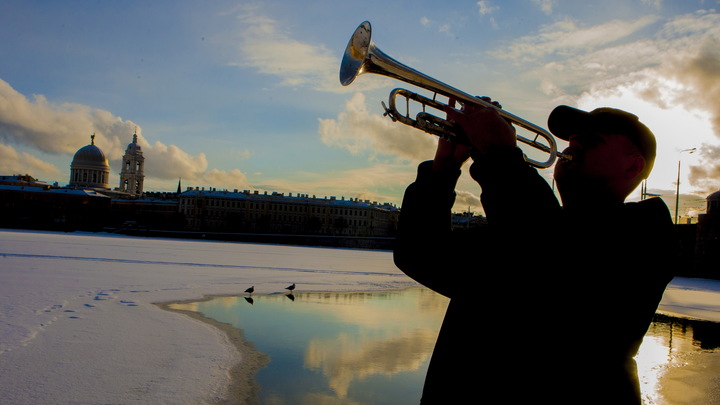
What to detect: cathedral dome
<box><xmin>72</xmin><ymin>144</ymin><xmax>110</xmax><ymax>170</ymax></box>
<box><xmin>69</xmin><ymin>134</ymin><xmax>110</xmax><ymax>189</ymax></box>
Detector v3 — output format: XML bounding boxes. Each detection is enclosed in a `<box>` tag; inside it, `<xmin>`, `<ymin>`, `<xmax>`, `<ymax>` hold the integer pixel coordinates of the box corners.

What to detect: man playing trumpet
<box><xmin>393</xmin><ymin>101</ymin><xmax>679</xmax><ymax>404</ymax></box>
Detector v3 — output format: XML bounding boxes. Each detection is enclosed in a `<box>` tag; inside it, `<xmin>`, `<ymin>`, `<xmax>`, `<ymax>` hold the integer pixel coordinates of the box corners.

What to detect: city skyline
<box><xmin>1</xmin><ymin>0</ymin><xmax>718</xmax><ymax>218</ymax></box>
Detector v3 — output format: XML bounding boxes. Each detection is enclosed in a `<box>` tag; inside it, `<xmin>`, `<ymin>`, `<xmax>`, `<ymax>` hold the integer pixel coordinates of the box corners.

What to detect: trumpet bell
<box><xmin>339</xmin><ymin>21</ymin><xmax>371</xmax><ymax>86</ymax></box>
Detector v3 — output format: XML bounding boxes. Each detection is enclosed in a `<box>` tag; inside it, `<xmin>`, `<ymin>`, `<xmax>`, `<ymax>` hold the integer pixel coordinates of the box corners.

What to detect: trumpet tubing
<box><xmin>339</xmin><ymin>21</ymin><xmax>570</xmax><ymax>169</ymax></box>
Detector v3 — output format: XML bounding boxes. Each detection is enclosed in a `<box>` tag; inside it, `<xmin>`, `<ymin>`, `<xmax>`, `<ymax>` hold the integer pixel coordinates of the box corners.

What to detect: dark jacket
<box><xmin>394</xmin><ymin>147</ymin><xmax>678</xmax><ymax>404</ymax></box>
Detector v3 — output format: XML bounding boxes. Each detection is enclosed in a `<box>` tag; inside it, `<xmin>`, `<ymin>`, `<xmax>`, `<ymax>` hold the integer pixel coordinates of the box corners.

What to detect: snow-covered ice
<box><xmin>0</xmin><ymin>230</ymin><xmax>413</xmax><ymax>404</ymax></box>
<box><xmin>1</xmin><ymin>229</ymin><xmax>719</xmax><ymax>404</ymax></box>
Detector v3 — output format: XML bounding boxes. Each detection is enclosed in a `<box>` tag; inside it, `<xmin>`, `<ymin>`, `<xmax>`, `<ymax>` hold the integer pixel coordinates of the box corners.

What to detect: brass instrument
<box><xmin>339</xmin><ymin>21</ymin><xmax>571</xmax><ymax>168</ymax></box>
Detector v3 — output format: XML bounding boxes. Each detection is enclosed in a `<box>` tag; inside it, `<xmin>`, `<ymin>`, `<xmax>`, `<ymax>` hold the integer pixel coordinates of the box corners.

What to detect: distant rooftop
<box><xmin>181</xmin><ymin>187</ymin><xmax>398</xmax><ymax>210</ymax></box>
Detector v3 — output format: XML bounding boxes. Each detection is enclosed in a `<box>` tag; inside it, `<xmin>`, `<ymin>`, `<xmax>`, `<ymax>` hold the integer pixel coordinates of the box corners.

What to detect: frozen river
<box><xmin>1</xmin><ymin>229</ymin><xmax>720</xmax><ymax>404</ymax></box>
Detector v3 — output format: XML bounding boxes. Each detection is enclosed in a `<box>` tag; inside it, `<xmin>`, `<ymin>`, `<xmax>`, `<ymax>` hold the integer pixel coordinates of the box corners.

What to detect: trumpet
<box><xmin>339</xmin><ymin>21</ymin><xmax>571</xmax><ymax>168</ymax></box>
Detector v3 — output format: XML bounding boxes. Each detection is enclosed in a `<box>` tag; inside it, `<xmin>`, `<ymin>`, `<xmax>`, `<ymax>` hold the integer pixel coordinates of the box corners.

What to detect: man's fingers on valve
<box><xmin>477</xmin><ymin>96</ymin><xmax>502</xmax><ymax>109</ymax></box>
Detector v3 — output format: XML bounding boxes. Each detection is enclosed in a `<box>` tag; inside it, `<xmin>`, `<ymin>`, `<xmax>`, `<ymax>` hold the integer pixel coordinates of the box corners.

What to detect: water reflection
<box><xmin>638</xmin><ymin>314</ymin><xmax>720</xmax><ymax>405</ymax></box>
<box><xmin>171</xmin><ymin>288</ymin><xmax>448</xmax><ymax>405</ymax></box>
<box><xmin>171</xmin><ymin>289</ymin><xmax>720</xmax><ymax>405</ymax></box>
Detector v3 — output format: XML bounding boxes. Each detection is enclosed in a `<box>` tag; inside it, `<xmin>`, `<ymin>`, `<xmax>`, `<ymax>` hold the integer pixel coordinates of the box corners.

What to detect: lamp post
<box><xmin>675</xmin><ymin>148</ymin><xmax>696</xmax><ymax>224</ymax></box>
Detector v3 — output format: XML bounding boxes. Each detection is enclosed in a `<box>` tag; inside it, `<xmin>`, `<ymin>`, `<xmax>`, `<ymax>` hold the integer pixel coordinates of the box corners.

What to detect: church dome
<box><xmin>72</xmin><ymin>144</ymin><xmax>110</xmax><ymax>170</ymax></box>
<box><xmin>69</xmin><ymin>134</ymin><xmax>110</xmax><ymax>189</ymax></box>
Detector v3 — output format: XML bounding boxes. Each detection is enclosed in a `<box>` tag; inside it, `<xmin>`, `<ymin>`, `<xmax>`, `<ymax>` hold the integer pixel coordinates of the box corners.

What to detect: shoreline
<box><xmin>156</xmin><ymin>297</ymin><xmax>270</xmax><ymax>405</ymax></box>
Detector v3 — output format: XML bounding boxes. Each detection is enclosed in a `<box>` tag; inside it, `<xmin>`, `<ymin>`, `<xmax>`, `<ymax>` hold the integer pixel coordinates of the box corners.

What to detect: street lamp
<box><xmin>675</xmin><ymin>148</ymin><xmax>696</xmax><ymax>224</ymax></box>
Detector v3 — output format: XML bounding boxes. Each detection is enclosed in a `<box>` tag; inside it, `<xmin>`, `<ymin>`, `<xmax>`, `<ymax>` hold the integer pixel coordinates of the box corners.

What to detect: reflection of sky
<box><xmin>175</xmin><ymin>291</ymin><xmax>720</xmax><ymax>404</ymax></box>
<box><xmin>174</xmin><ymin>288</ymin><xmax>448</xmax><ymax>405</ymax></box>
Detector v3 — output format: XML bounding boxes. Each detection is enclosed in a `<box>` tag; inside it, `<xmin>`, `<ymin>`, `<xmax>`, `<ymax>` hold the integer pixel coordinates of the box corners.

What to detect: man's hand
<box><xmin>445</xmin><ymin>97</ymin><xmax>517</xmax><ymax>155</ymax></box>
<box><xmin>431</xmin><ymin>137</ymin><xmax>471</xmax><ymax>175</ymax></box>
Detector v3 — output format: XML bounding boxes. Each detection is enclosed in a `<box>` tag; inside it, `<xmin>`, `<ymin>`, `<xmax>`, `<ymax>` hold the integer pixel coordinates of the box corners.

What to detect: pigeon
<box><xmin>285</xmin><ymin>283</ymin><xmax>296</xmax><ymax>292</ymax></box>
<box><xmin>244</xmin><ymin>286</ymin><xmax>254</xmax><ymax>294</ymax></box>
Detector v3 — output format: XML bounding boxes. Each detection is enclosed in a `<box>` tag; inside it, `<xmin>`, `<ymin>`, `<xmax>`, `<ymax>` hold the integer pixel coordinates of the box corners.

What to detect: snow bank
<box><xmin>659</xmin><ymin>277</ymin><xmax>720</xmax><ymax>323</ymax></box>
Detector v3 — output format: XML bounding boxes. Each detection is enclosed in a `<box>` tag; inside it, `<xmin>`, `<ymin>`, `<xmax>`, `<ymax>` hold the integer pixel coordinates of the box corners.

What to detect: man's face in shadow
<box><xmin>554</xmin><ymin>131</ymin><xmax>644</xmax><ymax>201</ymax></box>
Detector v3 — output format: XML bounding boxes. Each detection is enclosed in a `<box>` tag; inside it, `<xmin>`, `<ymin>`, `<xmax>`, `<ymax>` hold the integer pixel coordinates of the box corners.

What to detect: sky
<box><xmin>1</xmin><ymin>0</ymin><xmax>719</xmax><ymax>219</ymax></box>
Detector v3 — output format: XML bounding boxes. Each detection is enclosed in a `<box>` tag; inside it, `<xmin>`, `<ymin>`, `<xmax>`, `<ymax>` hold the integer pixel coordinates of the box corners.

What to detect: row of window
<box><xmin>179</xmin><ymin>197</ymin><xmax>392</xmax><ymax>219</ymax></box>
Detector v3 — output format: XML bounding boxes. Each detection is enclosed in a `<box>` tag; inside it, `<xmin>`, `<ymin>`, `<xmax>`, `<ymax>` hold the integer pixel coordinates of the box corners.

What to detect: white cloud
<box><xmin>0</xmin><ymin>143</ymin><xmax>60</xmax><ymax>178</ymax></box>
<box><xmin>454</xmin><ymin>189</ymin><xmax>482</xmax><ymax>212</ymax></box>
<box><xmin>486</xmin><ymin>10</ymin><xmax>720</xmax><ymax>198</ymax></box>
<box><xmin>227</xmin><ymin>5</ymin><xmax>340</xmax><ymax>93</ymax></box>
<box><xmin>0</xmin><ymin>78</ymin><xmax>133</xmax><ymax>159</ymax></box>
<box><xmin>317</xmin><ymin>92</ymin><xmax>490</xmax><ymax>212</ymax></box>
<box><xmin>641</xmin><ymin>0</ymin><xmax>663</xmax><ymax>10</ymax></box>
<box><xmin>318</xmin><ymin>92</ymin><xmax>438</xmax><ymax>162</ymax></box>
<box><xmin>418</xmin><ymin>16</ymin><xmax>459</xmax><ymax>38</ymax></box>
<box><xmin>476</xmin><ymin>1</ymin><xmax>499</xmax><ymax>16</ymax></box>
<box><xmin>0</xmin><ymin>79</ymin><xmax>249</xmax><ymax>190</ymax></box>
<box><xmin>258</xmin><ymin>163</ymin><xmax>414</xmax><ymax>206</ymax></box>
<box><xmin>493</xmin><ymin>16</ymin><xmax>660</xmax><ymax>63</ymax></box>
<box><xmin>532</xmin><ymin>0</ymin><xmax>558</xmax><ymax>15</ymax></box>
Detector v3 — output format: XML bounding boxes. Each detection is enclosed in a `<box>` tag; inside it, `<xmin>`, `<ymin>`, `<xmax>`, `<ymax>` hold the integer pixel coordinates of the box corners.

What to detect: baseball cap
<box><xmin>548</xmin><ymin>105</ymin><xmax>656</xmax><ymax>175</ymax></box>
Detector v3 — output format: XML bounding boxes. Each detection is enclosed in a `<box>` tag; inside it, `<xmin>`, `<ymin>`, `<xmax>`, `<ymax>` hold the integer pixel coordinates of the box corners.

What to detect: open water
<box><xmin>173</xmin><ymin>288</ymin><xmax>720</xmax><ymax>405</ymax></box>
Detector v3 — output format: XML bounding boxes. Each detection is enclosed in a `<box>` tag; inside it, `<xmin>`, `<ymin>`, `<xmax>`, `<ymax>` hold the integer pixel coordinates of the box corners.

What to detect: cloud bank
<box><xmin>498</xmin><ymin>10</ymin><xmax>720</xmax><ymax>195</ymax></box>
<box><xmin>0</xmin><ymin>79</ymin><xmax>248</xmax><ymax>190</ymax></box>
<box><xmin>227</xmin><ymin>5</ymin><xmax>340</xmax><ymax>93</ymax></box>
<box><xmin>318</xmin><ymin>93</ymin><xmax>438</xmax><ymax>163</ymax></box>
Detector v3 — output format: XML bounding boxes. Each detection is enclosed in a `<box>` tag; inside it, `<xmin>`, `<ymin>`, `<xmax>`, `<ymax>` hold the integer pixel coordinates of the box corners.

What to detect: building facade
<box><xmin>179</xmin><ymin>188</ymin><xmax>399</xmax><ymax>237</ymax></box>
<box><xmin>0</xmin><ymin>175</ymin><xmax>111</xmax><ymax>231</ymax></box>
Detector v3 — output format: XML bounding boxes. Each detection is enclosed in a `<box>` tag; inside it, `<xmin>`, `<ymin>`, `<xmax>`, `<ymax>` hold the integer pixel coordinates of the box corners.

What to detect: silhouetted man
<box><xmin>394</xmin><ymin>102</ymin><xmax>679</xmax><ymax>404</ymax></box>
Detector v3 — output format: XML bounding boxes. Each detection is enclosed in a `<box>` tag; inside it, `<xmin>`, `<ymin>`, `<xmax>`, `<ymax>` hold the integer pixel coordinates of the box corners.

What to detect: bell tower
<box><xmin>119</xmin><ymin>130</ymin><xmax>145</xmax><ymax>196</ymax></box>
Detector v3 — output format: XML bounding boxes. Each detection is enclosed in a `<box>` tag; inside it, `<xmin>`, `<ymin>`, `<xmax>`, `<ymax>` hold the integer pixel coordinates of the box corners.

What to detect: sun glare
<box><xmin>576</xmin><ymin>78</ymin><xmax>714</xmax><ymax>200</ymax></box>
<box><xmin>635</xmin><ymin>335</ymin><xmax>672</xmax><ymax>404</ymax></box>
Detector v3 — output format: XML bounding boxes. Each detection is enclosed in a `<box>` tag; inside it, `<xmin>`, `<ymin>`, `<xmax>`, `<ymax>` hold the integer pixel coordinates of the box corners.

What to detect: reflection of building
<box><xmin>69</xmin><ymin>134</ymin><xmax>110</xmax><ymax>189</ymax></box>
<box><xmin>651</xmin><ymin>314</ymin><xmax>720</xmax><ymax>350</ymax></box>
<box><xmin>179</xmin><ymin>188</ymin><xmax>399</xmax><ymax>237</ymax></box>
<box><xmin>119</xmin><ymin>132</ymin><xmax>144</xmax><ymax>196</ymax></box>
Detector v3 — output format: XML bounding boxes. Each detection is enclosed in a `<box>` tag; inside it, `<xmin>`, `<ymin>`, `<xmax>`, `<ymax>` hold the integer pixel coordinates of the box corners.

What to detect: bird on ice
<box><xmin>285</xmin><ymin>283</ymin><xmax>296</xmax><ymax>292</ymax></box>
<box><xmin>244</xmin><ymin>286</ymin><xmax>254</xmax><ymax>294</ymax></box>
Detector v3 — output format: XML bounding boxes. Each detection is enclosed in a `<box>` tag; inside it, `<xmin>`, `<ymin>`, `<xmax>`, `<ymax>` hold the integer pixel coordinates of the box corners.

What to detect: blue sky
<box><xmin>1</xmin><ymin>0</ymin><xmax>718</xmax><ymax>219</ymax></box>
